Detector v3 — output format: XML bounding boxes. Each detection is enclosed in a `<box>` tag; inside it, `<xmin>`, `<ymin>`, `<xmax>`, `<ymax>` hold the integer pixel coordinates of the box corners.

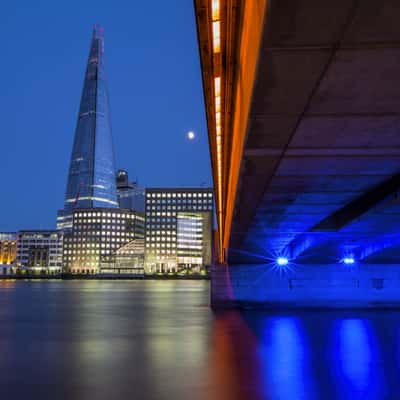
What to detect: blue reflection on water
<box><xmin>338</xmin><ymin>320</ymin><xmax>372</xmax><ymax>388</ymax></box>
<box><xmin>234</xmin><ymin>311</ymin><xmax>400</xmax><ymax>400</ymax></box>
<box><xmin>331</xmin><ymin>318</ymin><xmax>384</xmax><ymax>400</ymax></box>
<box><xmin>257</xmin><ymin>317</ymin><xmax>317</xmax><ymax>400</ymax></box>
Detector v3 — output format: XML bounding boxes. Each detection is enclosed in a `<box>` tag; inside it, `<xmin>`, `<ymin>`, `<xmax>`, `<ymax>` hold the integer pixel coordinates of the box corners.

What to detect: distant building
<box><xmin>57</xmin><ymin>25</ymin><xmax>118</xmax><ymax>231</ymax></box>
<box><xmin>63</xmin><ymin>208</ymin><xmax>145</xmax><ymax>274</ymax></box>
<box><xmin>116</xmin><ymin>169</ymin><xmax>145</xmax><ymax>213</ymax></box>
<box><xmin>16</xmin><ymin>231</ymin><xmax>63</xmax><ymax>273</ymax></box>
<box><xmin>0</xmin><ymin>233</ymin><xmax>17</xmax><ymax>273</ymax></box>
<box><xmin>144</xmin><ymin>188</ymin><xmax>213</xmax><ymax>274</ymax></box>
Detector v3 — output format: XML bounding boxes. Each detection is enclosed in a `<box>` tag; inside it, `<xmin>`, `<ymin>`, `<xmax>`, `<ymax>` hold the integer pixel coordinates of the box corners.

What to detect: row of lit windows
<box><xmin>147</xmin><ymin>207</ymin><xmax>211</xmax><ymax>213</ymax></box>
<box><xmin>74</xmin><ymin>219</ymin><xmax>135</xmax><ymax>225</ymax></box>
<box><xmin>147</xmin><ymin>198</ymin><xmax>212</xmax><ymax>204</ymax></box>
<box><xmin>64</xmin><ymin>240</ymin><xmax>123</xmax><ymax>250</ymax></box>
<box><xmin>147</xmin><ymin>237</ymin><xmax>176</xmax><ymax>242</ymax></box>
<box><xmin>65</xmin><ymin>250</ymin><xmax>102</xmax><ymax>255</ymax></box>
<box><xmin>18</xmin><ymin>259</ymin><xmax>62</xmax><ymax>264</ymax></box>
<box><xmin>147</xmin><ymin>243</ymin><xmax>176</xmax><ymax>248</ymax></box>
<box><xmin>147</xmin><ymin>192</ymin><xmax>212</xmax><ymax>198</ymax></box>
<box><xmin>177</xmin><ymin>257</ymin><xmax>203</xmax><ymax>264</ymax></box>
<box><xmin>18</xmin><ymin>240</ymin><xmax>62</xmax><ymax>245</ymax></box>
<box><xmin>73</xmin><ymin>227</ymin><xmax>136</xmax><ymax>233</ymax></box>
<box><xmin>64</xmin><ymin>241</ymin><xmax>124</xmax><ymax>248</ymax></box>
<box><xmin>66</xmin><ymin>238</ymin><xmax>134</xmax><ymax>245</ymax></box>
<box><xmin>148</xmin><ymin>230</ymin><xmax>175</xmax><ymax>236</ymax></box>
<box><xmin>148</xmin><ymin>211</ymin><xmax>211</xmax><ymax>217</ymax></box>
<box><xmin>151</xmin><ymin>217</ymin><xmax>176</xmax><ymax>223</ymax></box>
<box><xmin>146</xmin><ymin>250</ymin><xmax>177</xmax><ymax>255</ymax></box>
<box><xmin>74</xmin><ymin>212</ymin><xmax>137</xmax><ymax>218</ymax></box>
<box><xmin>147</xmin><ymin>205</ymin><xmax>212</xmax><ymax>211</ymax></box>
<box><xmin>147</xmin><ymin>224</ymin><xmax>175</xmax><ymax>230</ymax></box>
<box><xmin>65</xmin><ymin>259</ymin><xmax>98</xmax><ymax>265</ymax></box>
<box><xmin>66</xmin><ymin>232</ymin><xmax>136</xmax><ymax>239</ymax></box>
<box><xmin>17</xmin><ymin>244</ymin><xmax>62</xmax><ymax>251</ymax></box>
<box><xmin>74</xmin><ymin>224</ymin><xmax>137</xmax><ymax>230</ymax></box>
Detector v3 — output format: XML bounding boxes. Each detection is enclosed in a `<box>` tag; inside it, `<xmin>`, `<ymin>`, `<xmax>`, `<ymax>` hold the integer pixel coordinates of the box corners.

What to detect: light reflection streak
<box><xmin>331</xmin><ymin>318</ymin><xmax>382</xmax><ymax>399</ymax></box>
<box><xmin>258</xmin><ymin>317</ymin><xmax>317</xmax><ymax>400</ymax></box>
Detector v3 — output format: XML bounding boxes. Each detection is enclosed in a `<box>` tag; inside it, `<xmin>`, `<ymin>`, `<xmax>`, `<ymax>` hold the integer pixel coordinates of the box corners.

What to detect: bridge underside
<box><xmin>229</xmin><ymin>1</ymin><xmax>400</xmax><ymax>266</ymax></box>
<box><xmin>195</xmin><ymin>1</ymin><xmax>400</xmax><ymax>307</ymax></box>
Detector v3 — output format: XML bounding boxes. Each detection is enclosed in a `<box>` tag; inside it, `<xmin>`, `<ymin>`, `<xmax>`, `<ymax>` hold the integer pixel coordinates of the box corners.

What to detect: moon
<box><xmin>187</xmin><ymin>131</ymin><xmax>195</xmax><ymax>140</ymax></box>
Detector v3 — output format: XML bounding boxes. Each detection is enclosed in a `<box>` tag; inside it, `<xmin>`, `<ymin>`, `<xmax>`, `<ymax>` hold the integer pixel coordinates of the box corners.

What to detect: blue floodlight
<box><xmin>343</xmin><ymin>256</ymin><xmax>355</xmax><ymax>265</ymax></box>
<box><xmin>277</xmin><ymin>257</ymin><xmax>289</xmax><ymax>267</ymax></box>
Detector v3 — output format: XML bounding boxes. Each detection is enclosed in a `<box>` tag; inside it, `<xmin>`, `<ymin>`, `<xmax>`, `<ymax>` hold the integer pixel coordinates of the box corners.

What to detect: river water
<box><xmin>0</xmin><ymin>280</ymin><xmax>399</xmax><ymax>399</ymax></box>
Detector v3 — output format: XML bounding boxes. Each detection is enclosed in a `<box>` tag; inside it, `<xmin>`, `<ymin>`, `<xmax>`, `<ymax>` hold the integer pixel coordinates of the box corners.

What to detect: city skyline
<box><xmin>0</xmin><ymin>0</ymin><xmax>212</xmax><ymax>232</ymax></box>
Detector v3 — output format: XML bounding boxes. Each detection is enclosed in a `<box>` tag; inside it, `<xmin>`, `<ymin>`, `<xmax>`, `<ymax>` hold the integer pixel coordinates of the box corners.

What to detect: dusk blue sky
<box><xmin>0</xmin><ymin>0</ymin><xmax>212</xmax><ymax>231</ymax></box>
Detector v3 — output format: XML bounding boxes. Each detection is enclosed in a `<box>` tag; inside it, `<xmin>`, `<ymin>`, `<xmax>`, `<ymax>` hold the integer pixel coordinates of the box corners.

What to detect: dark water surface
<box><xmin>0</xmin><ymin>280</ymin><xmax>400</xmax><ymax>399</ymax></box>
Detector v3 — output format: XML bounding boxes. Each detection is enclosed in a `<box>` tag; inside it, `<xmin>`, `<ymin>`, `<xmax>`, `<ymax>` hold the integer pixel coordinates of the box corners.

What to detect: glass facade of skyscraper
<box><xmin>59</xmin><ymin>25</ymin><xmax>117</xmax><ymax>230</ymax></box>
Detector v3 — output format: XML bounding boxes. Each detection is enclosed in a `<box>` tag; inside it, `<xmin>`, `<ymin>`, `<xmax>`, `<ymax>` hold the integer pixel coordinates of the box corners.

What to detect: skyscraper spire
<box><xmin>58</xmin><ymin>25</ymin><xmax>118</xmax><ymax>230</ymax></box>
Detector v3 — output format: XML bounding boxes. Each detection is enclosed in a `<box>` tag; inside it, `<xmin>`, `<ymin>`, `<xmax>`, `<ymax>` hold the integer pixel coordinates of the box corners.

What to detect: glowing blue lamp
<box><xmin>277</xmin><ymin>257</ymin><xmax>289</xmax><ymax>266</ymax></box>
<box><xmin>343</xmin><ymin>256</ymin><xmax>355</xmax><ymax>265</ymax></box>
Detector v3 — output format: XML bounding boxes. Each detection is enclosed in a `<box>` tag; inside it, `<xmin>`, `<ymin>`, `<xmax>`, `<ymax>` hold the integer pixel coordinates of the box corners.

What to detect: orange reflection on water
<box><xmin>0</xmin><ymin>279</ymin><xmax>16</xmax><ymax>288</ymax></box>
<box><xmin>208</xmin><ymin>311</ymin><xmax>265</xmax><ymax>400</ymax></box>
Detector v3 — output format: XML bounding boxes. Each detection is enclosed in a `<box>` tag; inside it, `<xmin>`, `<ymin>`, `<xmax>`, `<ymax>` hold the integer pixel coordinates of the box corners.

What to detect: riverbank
<box><xmin>0</xmin><ymin>273</ymin><xmax>210</xmax><ymax>280</ymax></box>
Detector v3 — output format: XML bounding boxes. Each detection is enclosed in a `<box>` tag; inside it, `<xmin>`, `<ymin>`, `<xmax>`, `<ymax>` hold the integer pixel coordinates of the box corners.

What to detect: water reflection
<box><xmin>259</xmin><ymin>317</ymin><xmax>316</xmax><ymax>399</ymax></box>
<box><xmin>336</xmin><ymin>320</ymin><xmax>373</xmax><ymax>393</ymax></box>
<box><xmin>0</xmin><ymin>282</ymin><xmax>400</xmax><ymax>399</ymax></box>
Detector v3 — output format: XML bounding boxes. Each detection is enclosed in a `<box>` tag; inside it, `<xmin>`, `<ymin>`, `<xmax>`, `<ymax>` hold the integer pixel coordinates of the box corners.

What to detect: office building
<box><xmin>116</xmin><ymin>169</ymin><xmax>145</xmax><ymax>212</ymax></box>
<box><xmin>0</xmin><ymin>233</ymin><xmax>17</xmax><ymax>273</ymax></box>
<box><xmin>16</xmin><ymin>231</ymin><xmax>63</xmax><ymax>273</ymax></box>
<box><xmin>63</xmin><ymin>208</ymin><xmax>145</xmax><ymax>274</ymax></box>
<box><xmin>57</xmin><ymin>25</ymin><xmax>118</xmax><ymax>230</ymax></box>
<box><xmin>145</xmin><ymin>188</ymin><xmax>213</xmax><ymax>273</ymax></box>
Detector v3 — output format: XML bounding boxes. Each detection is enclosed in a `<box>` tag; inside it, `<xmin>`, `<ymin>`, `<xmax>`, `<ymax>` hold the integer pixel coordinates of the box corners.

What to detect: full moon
<box><xmin>187</xmin><ymin>131</ymin><xmax>195</xmax><ymax>140</ymax></box>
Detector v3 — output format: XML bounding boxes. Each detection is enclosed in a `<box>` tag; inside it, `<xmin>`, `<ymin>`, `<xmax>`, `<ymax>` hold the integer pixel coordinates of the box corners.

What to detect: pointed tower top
<box><xmin>93</xmin><ymin>24</ymin><xmax>104</xmax><ymax>39</ymax></box>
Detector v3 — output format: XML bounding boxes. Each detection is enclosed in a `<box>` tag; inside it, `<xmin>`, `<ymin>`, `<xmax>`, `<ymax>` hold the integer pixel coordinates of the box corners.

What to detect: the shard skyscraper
<box><xmin>57</xmin><ymin>25</ymin><xmax>118</xmax><ymax>230</ymax></box>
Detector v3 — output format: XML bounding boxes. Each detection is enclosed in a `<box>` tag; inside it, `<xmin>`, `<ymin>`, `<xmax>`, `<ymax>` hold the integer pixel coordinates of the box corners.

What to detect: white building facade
<box><xmin>16</xmin><ymin>231</ymin><xmax>63</xmax><ymax>273</ymax></box>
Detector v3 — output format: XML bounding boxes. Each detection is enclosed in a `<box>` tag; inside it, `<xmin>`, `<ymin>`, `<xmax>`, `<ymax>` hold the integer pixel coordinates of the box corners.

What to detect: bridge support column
<box><xmin>211</xmin><ymin>264</ymin><xmax>400</xmax><ymax>309</ymax></box>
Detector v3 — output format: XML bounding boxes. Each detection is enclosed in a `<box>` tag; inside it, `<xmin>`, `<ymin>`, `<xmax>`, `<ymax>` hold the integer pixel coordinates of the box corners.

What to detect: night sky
<box><xmin>0</xmin><ymin>0</ymin><xmax>212</xmax><ymax>232</ymax></box>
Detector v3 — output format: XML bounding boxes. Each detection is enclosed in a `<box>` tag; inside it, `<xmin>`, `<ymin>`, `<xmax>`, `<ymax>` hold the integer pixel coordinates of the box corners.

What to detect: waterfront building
<box><xmin>144</xmin><ymin>188</ymin><xmax>213</xmax><ymax>274</ymax></box>
<box><xmin>63</xmin><ymin>208</ymin><xmax>145</xmax><ymax>274</ymax></box>
<box><xmin>16</xmin><ymin>231</ymin><xmax>63</xmax><ymax>273</ymax></box>
<box><xmin>116</xmin><ymin>169</ymin><xmax>145</xmax><ymax>212</ymax></box>
<box><xmin>0</xmin><ymin>233</ymin><xmax>17</xmax><ymax>273</ymax></box>
<box><xmin>99</xmin><ymin>238</ymin><xmax>145</xmax><ymax>275</ymax></box>
<box><xmin>57</xmin><ymin>25</ymin><xmax>118</xmax><ymax>230</ymax></box>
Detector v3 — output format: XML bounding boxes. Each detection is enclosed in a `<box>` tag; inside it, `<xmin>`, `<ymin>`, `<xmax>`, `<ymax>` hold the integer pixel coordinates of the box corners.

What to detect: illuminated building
<box><xmin>63</xmin><ymin>208</ymin><xmax>145</xmax><ymax>274</ymax></box>
<box><xmin>57</xmin><ymin>25</ymin><xmax>118</xmax><ymax>230</ymax></box>
<box><xmin>99</xmin><ymin>238</ymin><xmax>145</xmax><ymax>275</ymax></box>
<box><xmin>144</xmin><ymin>188</ymin><xmax>213</xmax><ymax>274</ymax></box>
<box><xmin>16</xmin><ymin>231</ymin><xmax>63</xmax><ymax>273</ymax></box>
<box><xmin>0</xmin><ymin>233</ymin><xmax>17</xmax><ymax>272</ymax></box>
<box><xmin>116</xmin><ymin>169</ymin><xmax>145</xmax><ymax>212</ymax></box>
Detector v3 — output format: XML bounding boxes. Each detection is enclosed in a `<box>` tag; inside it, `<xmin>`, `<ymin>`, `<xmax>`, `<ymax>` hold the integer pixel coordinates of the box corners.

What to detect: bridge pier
<box><xmin>211</xmin><ymin>264</ymin><xmax>400</xmax><ymax>309</ymax></box>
